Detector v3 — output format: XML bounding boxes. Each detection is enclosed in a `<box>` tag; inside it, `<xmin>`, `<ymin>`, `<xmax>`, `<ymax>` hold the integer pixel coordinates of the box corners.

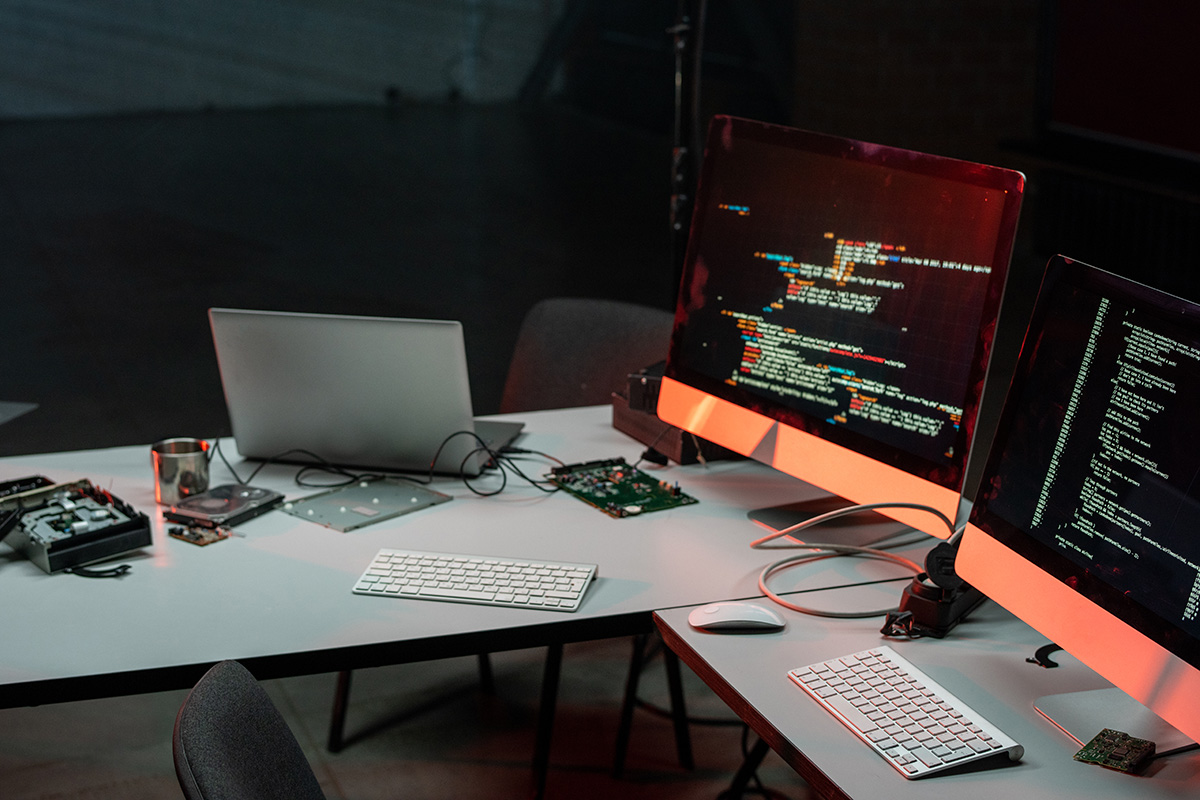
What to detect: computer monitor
<box><xmin>657</xmin><ymin>116</ymin><xmax>1024</xmax><ymax>540</ymax></box>
<box><xmin>959</xmin><ymin>255</ymin><xmax>1200</xmax><ymax>745</ymax></box>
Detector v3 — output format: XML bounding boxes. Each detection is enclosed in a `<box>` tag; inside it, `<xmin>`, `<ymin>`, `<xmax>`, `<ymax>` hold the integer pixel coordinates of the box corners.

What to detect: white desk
<box><xmin>0</xmin><ymin>405</ymin><xmax>828</xmax><ymax>707</ymax></box>
<box><xmin>655</xmin><ymin>598</ymin><xmax>1200</xmax><ymax>799</ymax></box>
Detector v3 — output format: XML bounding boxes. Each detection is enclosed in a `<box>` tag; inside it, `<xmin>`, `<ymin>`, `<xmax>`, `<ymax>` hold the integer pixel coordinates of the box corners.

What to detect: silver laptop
<box><xmin>208</xmin><ymin>308</ymin><xmax>522</xmax><ymax>476</ymax></box>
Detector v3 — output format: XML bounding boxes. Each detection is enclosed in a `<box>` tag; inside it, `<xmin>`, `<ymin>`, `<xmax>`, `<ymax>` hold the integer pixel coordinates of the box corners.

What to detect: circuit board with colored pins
<box><xmin>547</xmin><ymin>458</ymin><xmax>697</xmax><ymax>518</ymax></box>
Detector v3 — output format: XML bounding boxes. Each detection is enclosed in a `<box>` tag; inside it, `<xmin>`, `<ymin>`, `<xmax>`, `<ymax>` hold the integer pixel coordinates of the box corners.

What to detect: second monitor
<box><xmin>657</xmin><ymin>116</ymin><xmax>1025</xmax><ymax>540</ymax></box>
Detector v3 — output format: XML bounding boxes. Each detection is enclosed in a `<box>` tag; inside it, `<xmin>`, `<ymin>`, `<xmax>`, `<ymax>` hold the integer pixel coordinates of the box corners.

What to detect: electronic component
<box><xmin>168</xmin><ymin>524</ymin><xmax>236</xmax><ymax>546</ymax></box>
<box><xmin>0</xmin><ymin>478</ymin><xmax>151</xmax><ymax>573</ymax></box>
<box><xmin>164</xmin><ymin>484</ymin><xmax>284</xmax><ymax>528</ymax></box>
<box><xmin>0</xmin><ymin>509</ymin><xmax>18</xmax><ymax>544</ymax></box>
<box><xmin>546</xmin><ymin>457</ymin><xmax>697</xmax><ymax>518</ymax></box>
<box><xmin>353</xmin><ymin>548</ymin><xmax>597</xmax><ymax>611</ymax></box>
<box><xmin>282</xmin><ymin>478</ymin><xmax>451</xmax><ymax>532</ymax></box>
<box><xmin>0</xmin><ymin>475</ymin><xmax>53</xmax><ymax>499</ymax></box>
<box><xmin>882</xmin><ymin>541</ymin><xmax>986</xmax><ymax>639</ymax></box>
<box><xmin>1074</xmin><ymin>729</ymin><xmax>1156</xmax><ymax>774</ymax></box>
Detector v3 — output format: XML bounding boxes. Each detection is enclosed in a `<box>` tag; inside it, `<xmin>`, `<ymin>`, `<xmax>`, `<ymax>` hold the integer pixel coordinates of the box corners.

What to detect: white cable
<box><xmin>750</xmin><ymin>500</ymin><xmax>952</xmax><ymax>618</ymax></box>
<box><xmin>749</xmin><ymin>501</ymin><xmax>954</xmax><ymax>548</ymax></box>
<box><xmin>757</xmin><ymin>544</ymin><xmax>923</xmax><ymax>618</ymax></box>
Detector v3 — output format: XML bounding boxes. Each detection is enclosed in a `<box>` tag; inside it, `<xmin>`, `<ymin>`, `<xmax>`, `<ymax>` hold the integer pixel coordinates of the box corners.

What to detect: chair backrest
<box><xmin>500</xmin><ymin>297</ymin><xmax>675</xmax><ymax>413</ymax></box>
<box><xmin>173</xmin><ymin>660</ymin><xmax>326</xmax><ymax>800</ymax></box>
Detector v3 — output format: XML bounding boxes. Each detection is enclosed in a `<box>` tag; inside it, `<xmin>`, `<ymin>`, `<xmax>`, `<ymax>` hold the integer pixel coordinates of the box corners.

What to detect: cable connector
<box><xmin>880</xmin><ymin>610</ymin><xmax>923</xmax><ymax>639</ymax></box>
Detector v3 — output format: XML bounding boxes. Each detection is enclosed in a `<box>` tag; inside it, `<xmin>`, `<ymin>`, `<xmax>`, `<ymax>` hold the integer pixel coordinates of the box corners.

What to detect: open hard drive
<box><xmin>164</xmin><ymin>483</ymin><xmax>285</xmax><ymax>528</ymax></box>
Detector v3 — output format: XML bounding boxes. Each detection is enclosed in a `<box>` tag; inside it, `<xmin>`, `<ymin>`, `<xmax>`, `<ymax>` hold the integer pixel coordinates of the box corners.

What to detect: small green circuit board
<box><xmin>1073</xmin><ymin>728</ymin><xmax>1156</xmax><ymax>773</ymax></box>
<box><xmin>548</xmin><ymin>458</ymin><xmax>697</xmax><ymax>518</ymax></box>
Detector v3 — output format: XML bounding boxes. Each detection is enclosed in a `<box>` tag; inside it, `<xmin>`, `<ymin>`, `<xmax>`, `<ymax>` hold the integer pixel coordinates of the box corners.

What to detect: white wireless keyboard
<box><xmin>352</xmin><ymin>548</ymin><xmax>598</xmax><ymax>611</ymax></box>
<box><xmin>789</xmin><ymin>645</ymin><xmax>1023</xmax><ymax>778</ymax></box>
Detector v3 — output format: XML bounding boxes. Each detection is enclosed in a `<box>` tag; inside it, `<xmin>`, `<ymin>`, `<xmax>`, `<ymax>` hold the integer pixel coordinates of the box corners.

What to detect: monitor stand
<box><xmin>1035</xmin><ymin>688</ymin><xmax>1197</xmax><ymax>755</ymax></box>
<box><xmin>747</xmin><ymin>495</ymin><xmax>913</xmax><ymax>548</ymax></box>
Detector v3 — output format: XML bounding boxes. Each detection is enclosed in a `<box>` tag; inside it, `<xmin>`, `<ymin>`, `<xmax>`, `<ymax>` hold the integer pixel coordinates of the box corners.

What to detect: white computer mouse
<box><xmin>687</xmin><ymin>601</ymin><xmax>785</xmax><ymax>632</ymax></box>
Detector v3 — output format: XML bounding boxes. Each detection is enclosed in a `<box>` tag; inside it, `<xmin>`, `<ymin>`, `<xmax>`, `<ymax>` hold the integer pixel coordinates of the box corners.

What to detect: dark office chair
<box><xmin>174</xmin><ymin>660</ymin><xmax>326</xmax><ymax>800</ymax></box>
<box><xmin>499</xmin><ymin>296</ymin><xmax>676</xmax><ymax>412</ymax></box>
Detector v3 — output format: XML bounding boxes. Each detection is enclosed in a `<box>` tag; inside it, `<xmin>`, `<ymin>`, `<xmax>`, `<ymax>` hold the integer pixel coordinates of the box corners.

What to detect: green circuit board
<box><xmin>1073</xmin><ymin>728</ymin><xmax>1156</xmax><ymax>774</ymax></box>
<box><xmin>547</xmin><ymin>458</ymin><xmax>697</xmax><ymax>518</ymax></box>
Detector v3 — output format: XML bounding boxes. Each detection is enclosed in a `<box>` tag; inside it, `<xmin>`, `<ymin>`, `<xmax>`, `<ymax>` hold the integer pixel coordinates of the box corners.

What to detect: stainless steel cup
<box><xmin>150</xmin><ymin>438</ymin><xmax>211</xmax><ymax>505</ymax></box>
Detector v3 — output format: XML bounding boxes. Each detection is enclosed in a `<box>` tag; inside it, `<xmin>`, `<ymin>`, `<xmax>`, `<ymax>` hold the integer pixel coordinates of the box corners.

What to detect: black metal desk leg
<box><xmin>722</xmin><ymin>735</ymin><xmax>770</xmax><ymax>800</ymax></box>
<box><xmin>531</xmin><ymin>642</ymin><xmax>563</xmax><ymax>800</ymax></box>
<box><xmin>612</xmin><ymin>633</ymin><xmax>649</xmax><ymax>777</ymax></box>
<box><xmin>478</xmin><ymin>652</ymin><xmax>495</xmax><ymax>695</ymax></box>
<box><xmin>663</xmin><ymin>646</ymin><xmax>695</xmax><ymax>770</ymax></box>
<box><xmin>327</xmin><ymin>669</ymin><xmax>353</xmax><ymax>752</ymax></box>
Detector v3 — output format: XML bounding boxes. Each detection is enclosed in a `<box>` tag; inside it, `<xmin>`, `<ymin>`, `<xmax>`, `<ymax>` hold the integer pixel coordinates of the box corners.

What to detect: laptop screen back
<box><xmin>209</xmin><ymin>308</ymin><xmax>489</xmax><ymax>475</ymax></box>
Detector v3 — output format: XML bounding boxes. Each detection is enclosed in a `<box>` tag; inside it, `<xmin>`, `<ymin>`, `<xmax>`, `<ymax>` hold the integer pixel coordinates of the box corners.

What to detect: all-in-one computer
<box><xmin>657</xmin><ymin>116</ymin><xmax>1025</xmax><ymax>540</ymax></box>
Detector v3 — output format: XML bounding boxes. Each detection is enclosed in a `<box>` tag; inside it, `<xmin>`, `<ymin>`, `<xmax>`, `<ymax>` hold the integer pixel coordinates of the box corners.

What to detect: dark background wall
<box><xmin>519</xmin><ymin>0</ymin><xmax>1200</xmax><ymax>304</ymax></box>
<box><xmin>1</xmin><ymin>0</ymin><xmax>1196</xmax><ymax>452</ymax></box>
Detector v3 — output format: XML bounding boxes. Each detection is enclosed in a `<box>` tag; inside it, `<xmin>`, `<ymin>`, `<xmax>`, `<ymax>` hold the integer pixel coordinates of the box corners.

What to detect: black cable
<box><xmin>209</xmin><ymin>431</ymin><xmax>565</xmax><ymax>500</ymax></box>
<box><xmin>501</xmin><ymin>446</ymin><xmax>565</xmax><ymax>469</ymax></box>
<box><xmin>293</xmin><ymin>463</ymin><xmax>386</xmax><ymax>488</ymax></box>
<box><xmin>631</xmin><ymin>424</ymin><xmax>673</xmax><ymax>470</ymax></box>
<box><xmin>1026</xmin><ymin>643</ymin><xmax>1063</xmax><ymax>669</ymax></box>
<box><xmin>879</xmin><ymin>610</ymin><xmax>924</xmax><ymax>639</ymax></box>
<box><xmin>212</xmin><ymin>439</ymin><xmax>248</xmax><ymax>484</ymax></box>
<box><xmin>430</xmin><ymin>432</ymin><xmax>564</xmax><ymax>497</ymax></box>
<box><xmin>269</xmin><ymin>450</ymin><xmax>385</xmax><ymax>488</ymax></box>
<box><xmin>66</xmin><ymin>564</ymin><xmax>132</xmax><ymax>578</ymax></box>
<box><xmin>460</xmin><ymin>445</ymin><xmax>507</xmax><ymax>497</ymax></box>
<box><xmin>216</xmin><ymin>440</ymin><xmax>388</xmax><ymax>489</ymax></box>
<box><xmin>212</xmin><ymin>438</ymin><xmax>428</xmax><ymax>490</ymax></box>
<box><xmin>419</xmin><ymin>429</ymin><xmax>484</xmax><ymax>485</ymax></box>
<box><xmin>488</xmin><ymin>452</ymin><xmax>561</xmax><ymax>493</ymax></box>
